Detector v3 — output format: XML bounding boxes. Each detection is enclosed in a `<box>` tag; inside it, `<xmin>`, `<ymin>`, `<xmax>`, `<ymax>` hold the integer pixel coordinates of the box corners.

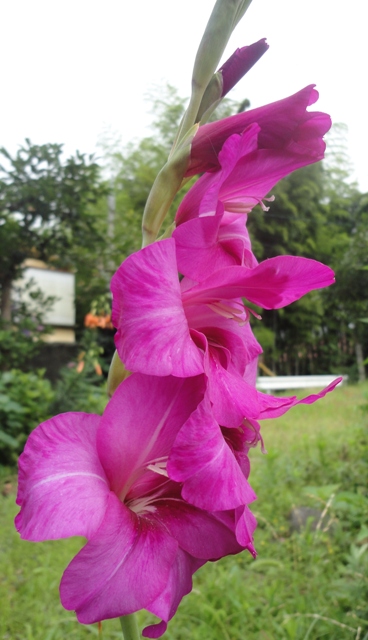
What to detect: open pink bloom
<box><xmin>218</xmin><ymin>39</ymin><xmax>269</xmax><ymax>97</ymax></box>
<box><xmin>186</xmin><ymin>85</ymin><xmax>331</xmax><ymax>177</ymax></box>
<box><xmin>111</xmin><ymin>238</ymin><xmax>335</xmax><ymax>426</ymax></box>
<box><xmin>15</xmin><ymin>373</ymin><xmax>250</xmax><ymax>638</ymax></box>
<box><xmin>175</xmin><ymin>95</ymin><xmax>331</xmax><ymax>280</ymax></box>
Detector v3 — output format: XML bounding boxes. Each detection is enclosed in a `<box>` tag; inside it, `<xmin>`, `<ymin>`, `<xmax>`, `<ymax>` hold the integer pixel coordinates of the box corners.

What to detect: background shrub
<box><xmin>0</xmin><ymin>369</ymin><xmax>54</xmax><ymax>465</ymax></box>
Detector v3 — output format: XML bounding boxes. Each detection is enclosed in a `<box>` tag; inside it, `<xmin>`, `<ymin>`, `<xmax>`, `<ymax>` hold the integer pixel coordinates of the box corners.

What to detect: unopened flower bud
<box><xmin>178</xmin><ymin>0</ymin><xmax>253</xmax><ymax>143</ymax></box>
<box><xmin>219</xmin><ymin>39</ymin><xmax>269</xmax><ymax>97</ymax></box>
<box><xmin>196</xmin><ymin>39</ymin><xmax>268</xmax><ymax>124</ymax></box>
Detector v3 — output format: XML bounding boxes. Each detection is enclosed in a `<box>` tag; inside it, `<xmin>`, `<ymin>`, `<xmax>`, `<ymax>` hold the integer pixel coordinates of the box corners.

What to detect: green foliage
<box><xmin>248</xmin><ymin>164</ymin><xmax>330</xmax><ymax>374</ymax></box>
<box><xmin>249</xmin><ymin>163</ymin><xmax>326</xmax><ymax>261</ymax></box>
<box><xmin>0</xmin><ymin>139</ymin><xmax>107</xmax><ymax>271</ymax></box>
<box><xmin>0</xmin><ymin>281</ymin><xmax>56</xmax><ymax>371</ymax></box>
<box><xmin>2</xmin><ymin>383</ymin><xmax>367</xmax><ymax>639</ymax></box>
<box><xmin>49</xmin><ymin>331</ymin><xmax>108</xmax><ymax>416</ymax></box>
<box><xmin>50</xmin><ymin>365</ymin><xmax>107</xmax><ymax>416</ymax></box>
<box><xmin>0</xmin><ymin>138</ymin><xmax>108</xmax><ymax>321</ymax></box>
<box><xmin>0</xmin><ymin>321</ymin><xmax>45</xmax><ymax>372</ymax></box>
<box><xmin>0</xmin><ymin>369</ymin><xmax>54</xmax><ymax>465</ymax></box>
<box><xmin>0</xmin><ymin>329</ymin><xmax>107</xmax><ymax>465</ymax></box>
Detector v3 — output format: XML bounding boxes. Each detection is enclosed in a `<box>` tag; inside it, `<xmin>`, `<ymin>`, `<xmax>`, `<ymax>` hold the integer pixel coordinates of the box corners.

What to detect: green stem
<box><xmin>119</xmin><ymin>614</ymin><xmax>140</xmax><ymax>640</ymax></box>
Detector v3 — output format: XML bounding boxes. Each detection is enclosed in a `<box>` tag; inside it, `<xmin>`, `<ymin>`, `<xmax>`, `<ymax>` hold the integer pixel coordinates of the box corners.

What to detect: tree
<box><xmin>247</xmin><ymin>144</ymin><xmax>365</xmax><ymax>376</ymax></box>
<box><xmin>317</xmin><ymin>124</ymin><xmax>366</xmax><ymax>379</ymax></box>
<box><xmin>328</xmin><ymin>192</ymin><xmax>368</xmax><ymax>381</ymax></box>
<box><xmin>247</xmin><ymin>162</ymin><xmax>333</xmax><ymax>374</ymax></box>
<box><xmin>0</xmin><ymin>139</ymin><xmax>107</xmax><ymax>321</ymax></box>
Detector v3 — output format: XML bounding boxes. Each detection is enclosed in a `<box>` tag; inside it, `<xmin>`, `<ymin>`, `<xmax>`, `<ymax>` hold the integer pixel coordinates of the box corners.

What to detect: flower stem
<box><xmin>119</xmin><ymin>614</ymin><xmax>140</xmax><ymax>640</ymax></box>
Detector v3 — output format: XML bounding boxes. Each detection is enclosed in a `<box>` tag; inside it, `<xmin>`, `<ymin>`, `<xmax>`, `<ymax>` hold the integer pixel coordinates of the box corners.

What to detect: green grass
<box><xmin>1</xmin><ymin>383</ymin><xmax>368</xmax><ymax>639</ymax></box>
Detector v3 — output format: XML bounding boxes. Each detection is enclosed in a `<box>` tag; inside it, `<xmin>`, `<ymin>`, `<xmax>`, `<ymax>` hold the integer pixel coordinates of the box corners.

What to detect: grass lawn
<box><xmin>1</xmin><ymin>382</ymin><xmax>367</xmax><ymax>640</ymax></box>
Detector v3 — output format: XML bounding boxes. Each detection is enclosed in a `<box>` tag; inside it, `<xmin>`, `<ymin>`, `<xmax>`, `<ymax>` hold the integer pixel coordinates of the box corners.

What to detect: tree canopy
<box><xmin>0</xmin><ymin>139</ymin><xmax>107</xmax><ymax>320</ymax></box>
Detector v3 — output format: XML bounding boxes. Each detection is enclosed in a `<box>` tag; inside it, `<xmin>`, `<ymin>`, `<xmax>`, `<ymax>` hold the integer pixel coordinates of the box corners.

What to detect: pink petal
<box><xmin>15</xmin><ymin>413</ymin><xmax>109</xmax><ymax>541</ymax></box>
<box><xmin>206</xmin><ymin>349</ymin><xmax>260</xmax><ymax>426</ymax></box>
<box><xmin>176</xmin><ymin>122</ymin><xmax>329</xmax><ymax>283</ymax></box>
<box><xmin>143</xmin><ymin>620</ymin><xmax>168</xmax><ymax>639</ymax></box>
<box><xmin>143</xmin><ymin>551</ymin><xmax>202</xmax><ymax>638</ymax></box>
<box><xmin>185</xmin><ymin>305</ymin><xmax>262</xmax><ymax>375</ymax></box>
<box><xmin>195</xmin><ymin>129</ymin><xmax>266</xmax><ymax>217</ymax></box>
<box><xmin>111</xmin><ymin>239</ymin><xmax>203</xmax><ymax>377</ymax></box>
<box><xmin>177</xmin><ymin>126</ymin><xmax>260</xmax><ymax>224</ymax></box>
<box><xmin>216</xmin><ymin>146</ymin><xmax>324</xmax><ymax>210</ymax></box>
<box><xmin>235</xmin><ymin>505</ymin><xmax>258</xmax><ymax>553</ymax></box>
<box><xmin>174</xmin><ymin>205</ymin><xmax>243</xmax><ymax>279</ymax></box>
<box><xmin>97</xmin><ymin>373</ymin><xmax>205</xmax><ymax>497</ymax></box>
<box><xmin>187</xmin><ymin>85</ymin><xmax>331</xmax><ymax>176</ymax></box>
<box><xmin>243</xmin><ymin>354</ymin><xmax>259</xmax><ymax>387</ymax></box>
<box><xmin>167</xmin><ymin>397</ymin><xmax>256</xmax><ymax>511</ymax></box>
<box><xmin>143</xmin><ymin>621</ymin><xmax>168</xmax><ymax>639</ymax></box>
<box><xmin>258</xmin><ymin>377</ymin><xmax>342</xmax><ymax>419</ymax></box>
<box><xmin>182</xmin><ymin>256</ymin><xmax>335</xmax><ymax>310</ymax></box>
<box><xmin>153</xmin><ymin>498</ymin><xmax>243</xmax><ymax>559</ymax></box>
<box><xmin>143</xmin><ymin>498</ymin><xmax>244</xmax><ymax>637</ymax></box>
<box><xmin>174</xmin><ymin>206</ymin><xmax>257</xmax><ymax>280</ymax></box>
<box><xmin>60</xmin><ymin>492</ymin><xmax>178</xmax><ymax>624</ymax></box>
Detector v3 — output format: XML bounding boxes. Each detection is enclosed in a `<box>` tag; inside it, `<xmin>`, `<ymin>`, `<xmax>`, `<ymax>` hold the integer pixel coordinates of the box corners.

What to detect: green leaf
<box><xmin>0</xmin><ymin>429</ymin><xmax>19</xmax><ymax>448</ymax></box>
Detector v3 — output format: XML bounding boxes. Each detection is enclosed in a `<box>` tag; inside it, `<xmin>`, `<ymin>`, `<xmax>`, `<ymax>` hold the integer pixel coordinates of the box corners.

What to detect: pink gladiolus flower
<box><xmin>186</xmin><ymin>85</ymin><xmax>331</xmax><ymax>177</ymax></box>
<box><xmin>15</xmin><ymin>373</ymin><xmax>251</xmax><ymax>638</ymax></box>
<box><xmin>175</xmin><ymin>94</ymin><xmax>331</xmax><ymax>280</ymax></box>
<box><xmin>218</xmin><ymin>39</ymin><xmax>269</xmax><ymax>97</ymax></box>
<box><xmin>111</xmin><ymin>238</ymin><xmax>335</xmax><ymax>426</ymax></box>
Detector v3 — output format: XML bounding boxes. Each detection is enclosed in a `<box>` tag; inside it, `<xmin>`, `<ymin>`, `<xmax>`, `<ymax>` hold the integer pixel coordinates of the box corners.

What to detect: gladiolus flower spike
<box><xmin>15</xmin><ymin>2</ymin><xmax>340</xmax><ymax>638</ymax></box>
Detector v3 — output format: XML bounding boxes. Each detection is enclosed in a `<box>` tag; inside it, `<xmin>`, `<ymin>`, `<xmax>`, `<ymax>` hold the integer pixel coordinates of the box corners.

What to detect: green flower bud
<box><xmin>107</xmin><ymin>350</ymin><xmax>131</xmax><ymax>397</ymax></box>
<box><xmin>141</xmin><ymin>124</ymin><xmax>198</xmax><ymax>247</ymax></box>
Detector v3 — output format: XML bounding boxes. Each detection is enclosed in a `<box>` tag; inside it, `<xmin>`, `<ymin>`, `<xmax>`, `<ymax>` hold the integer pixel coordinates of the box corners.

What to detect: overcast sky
<box><xmin>2</xmin><ymin>0</ymin><xmax>367</xmax><ymax>191</ymax></box>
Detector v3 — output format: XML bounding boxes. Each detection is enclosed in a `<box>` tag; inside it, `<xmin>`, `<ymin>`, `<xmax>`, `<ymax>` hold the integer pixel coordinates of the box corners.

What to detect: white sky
<box><xmin>1</xmin><ymin>0</ymin><xmax>367</xmax><ymax>191</ymax></box>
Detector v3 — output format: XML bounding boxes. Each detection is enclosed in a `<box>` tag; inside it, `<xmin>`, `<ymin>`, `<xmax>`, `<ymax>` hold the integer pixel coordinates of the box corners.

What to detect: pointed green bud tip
<box><xmin>192</xmin><ymin>0</ymin><xmax>243</xmax><ymax>94</ymax></box>
<box><xmin>107</xmin><ymin>350</ymin><xmax>131</xmax><ymax>397</ymax></box>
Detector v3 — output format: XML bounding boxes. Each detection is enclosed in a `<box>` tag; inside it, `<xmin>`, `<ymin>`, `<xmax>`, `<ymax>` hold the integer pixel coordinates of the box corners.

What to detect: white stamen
<box><xmin>208</xmin><ymin>301</ymin><xmax>249</xmax><ymax>325</ymax></box>
<box><xmin>126</xmin><ymin>476</ymin><xmax>171</xmax><ymax>514</ymax></box>
<box><xmin>223</xmin><ymin>194</ymin><xmax>275</xmax><ymax>214</ymax></box>
<box><xmin>146</xmin><ymin>462</ymin><xmax>169</xmax><ymax>477</ymax></box>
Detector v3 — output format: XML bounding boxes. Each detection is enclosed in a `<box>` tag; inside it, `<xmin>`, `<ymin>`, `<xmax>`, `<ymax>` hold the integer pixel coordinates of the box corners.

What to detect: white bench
<box><xmin>256</xmin><ymin>374</ymin><xmax>347</xmax><ymax>392</ymax></box>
